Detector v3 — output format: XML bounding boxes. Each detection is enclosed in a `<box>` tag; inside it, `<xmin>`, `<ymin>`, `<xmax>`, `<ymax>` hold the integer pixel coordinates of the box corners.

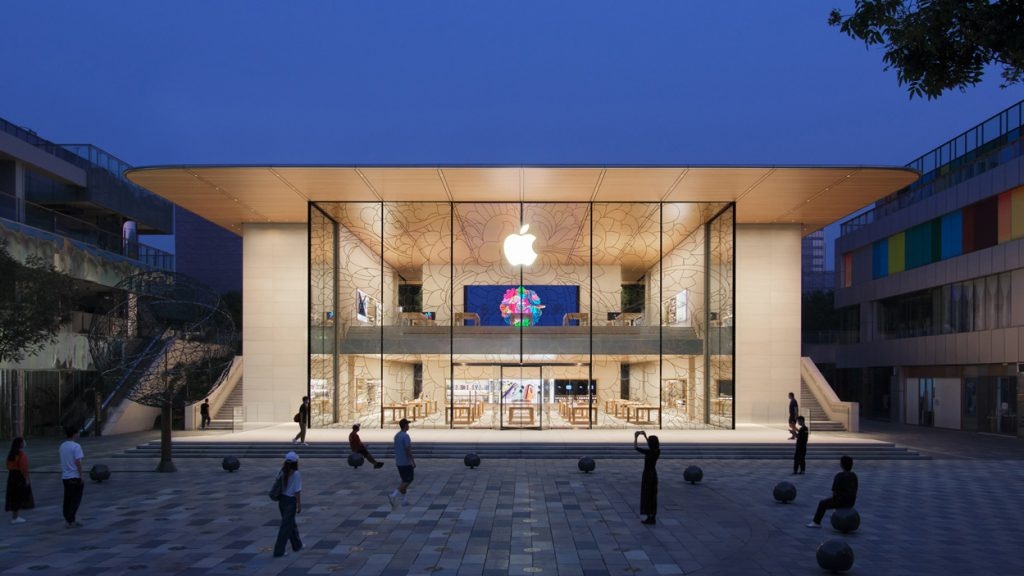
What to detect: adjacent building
<box><xmin>0</xmin><ymin>116</ymin><xmax>239</xmax><ymax>437</ymax></box>
<box><xmin>829</xmin><ymin>99</ymin><xmax>1024</xmax><ymax>437</ymax></box>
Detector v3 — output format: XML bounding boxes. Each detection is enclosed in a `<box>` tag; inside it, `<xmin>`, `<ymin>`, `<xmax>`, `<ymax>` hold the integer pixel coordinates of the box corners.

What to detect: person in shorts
<box><xmin>387</xmin><ymin>418</ymin><xmax>415</xmax><ymax>510</ymax></box>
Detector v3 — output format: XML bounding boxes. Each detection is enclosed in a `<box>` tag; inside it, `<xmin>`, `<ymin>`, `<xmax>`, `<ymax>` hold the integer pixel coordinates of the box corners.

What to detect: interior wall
<box><xmin>735</xmin><ymin>224</ymin><xmax>801</xmax><ymax>424</ymax></box>
<box><xmin>647</xmin><ymin>218</ymin><xmax>706</xmax><ymax>327</ymax></box>
<box><xmin>243</xmin><ymin>223</ymin><xmax>308</xmax><ymax>423</ymax></box>
<box><xmin>336</xmin><ymin>221</ymin><xmax>397</xmax><ymax>326</ymax></box>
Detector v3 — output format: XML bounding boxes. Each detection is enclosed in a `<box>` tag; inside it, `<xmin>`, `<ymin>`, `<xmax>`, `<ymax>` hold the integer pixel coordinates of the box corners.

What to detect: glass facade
<box><xmin>308</xmin><ymin>201</ymin><xmax>734</xmax><ymax>430</ymax></box>
<box><xmin>875</xmin><ymin>271</ymin><xmax>1012</xmax><ymax>339</ymax></box>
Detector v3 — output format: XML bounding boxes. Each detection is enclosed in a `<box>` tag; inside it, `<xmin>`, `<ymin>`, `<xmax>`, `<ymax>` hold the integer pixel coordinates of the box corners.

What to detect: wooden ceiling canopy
<box><xmin>127</xmin><ymin>166</ymin><xmax>915</xmax><ymax>281</ymax></box>
<box><xmin>126</xmin><ymin>165</ymin><xmax>918</xmax><ymax>237</ymax></box>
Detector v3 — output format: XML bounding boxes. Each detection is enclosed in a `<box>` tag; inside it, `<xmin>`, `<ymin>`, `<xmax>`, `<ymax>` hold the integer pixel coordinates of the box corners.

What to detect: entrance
<box><xmin>499</xmin><ymin>365</ymin><xmax>543</xmax><ymax>429</ymax></box>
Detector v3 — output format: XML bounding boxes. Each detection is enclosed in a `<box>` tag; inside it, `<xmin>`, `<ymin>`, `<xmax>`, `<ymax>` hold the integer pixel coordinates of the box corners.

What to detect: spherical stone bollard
<box><xmin>221</xmin><ymin>456</ymin><xmax>240</xmax><ymax>473</ymax></box>
<box><xmin>347</xmin><ymin>452</ymin><xmax>365</xmax><ymax>469</ymax></box>
<box><xmin>578</xmin><ymin>457</ymin><xmax>596</xmax><ymax>473</ymax></box>
<box><xmin>464</xmin><ymin>453</ymin><xmax>481</xmax><ymax>469</ymax></box>
<box><xmin>830</xmin><ymin>508</ymin><xmax>860</xmax><ymax>533</ymax></box>
<box><xmin>89</xmin><ymin>464</ymin><xmax>111</xmax><ymax>483</ymax></box>
<box><xmin>816</xmin><ymin>539</ymin><xmax>855</xmax><ymax>572</ymax></box>
<box><xmin>773</xmin><ymin>481</ymin><xmax>797</xmax><ymax>503</ymax></box>
<box><xmin>683</xmin><ymin>465</ymin><xmax>703</xmax><ymax>485</ymax></box>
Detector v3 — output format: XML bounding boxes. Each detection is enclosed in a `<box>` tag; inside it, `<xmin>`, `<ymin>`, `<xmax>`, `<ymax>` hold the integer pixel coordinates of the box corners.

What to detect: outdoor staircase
<box><xmin>801</xmin><ymin>379</ymin><xmax>846</xmax><ymax>432</ymax></box>
<box><xmin>114</xmin><ymin>439</ymin><xmax>927</xmax><ymax>461</ymax></box>
<box><xmin>207</xmin><ymin>381</ymin><xmax>242</xmax><ymax>431</ymax></box>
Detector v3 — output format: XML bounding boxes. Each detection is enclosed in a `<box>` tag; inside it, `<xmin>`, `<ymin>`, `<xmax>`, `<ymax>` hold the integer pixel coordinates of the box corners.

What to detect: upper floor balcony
<box><xmin>841</xmin><ymin>99</ymin><xmax>1024</xmax><ymax>236</ymax></box>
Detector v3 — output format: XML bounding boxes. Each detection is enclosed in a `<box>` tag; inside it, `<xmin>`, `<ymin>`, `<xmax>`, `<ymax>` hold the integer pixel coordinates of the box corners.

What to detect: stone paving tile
<box><xmin>1</xmin><ymin>457</ymin><xmax>1022</xmax><ymax>575</ymax></box>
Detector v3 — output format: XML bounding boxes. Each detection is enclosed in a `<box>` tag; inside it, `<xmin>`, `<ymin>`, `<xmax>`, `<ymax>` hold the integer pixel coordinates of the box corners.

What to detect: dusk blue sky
<box><xmin>3</xmin><ymin>1</ymin><xmax>1022</xmax><ymax>170</ymax></box>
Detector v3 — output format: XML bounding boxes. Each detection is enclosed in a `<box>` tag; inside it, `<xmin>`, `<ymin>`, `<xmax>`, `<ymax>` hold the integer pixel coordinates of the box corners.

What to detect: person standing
<box><xmin>5</xmin><ymin>437</ymin><xmax>33</xmax><ymax>524</ymax></box>
<box><xmin>349</xmin><ymin>423</ymin><xmax>384</xmax><ymax>468</ymax></box>
<box><xmin>787</xmin><ymin>392</ymin><xmax>799</xmax><ymax>439</ymax></box>
<box><xmin>59</xmin><ymin>426</ymin><xmax>85</xmax><ymax>528</ymax></box>
<box><xmin>806</xmin><ymin>455</ymin><xmax>858</xmax><ymax>528</ymax></box>
<box><xmin>634</xmin><ymin>430</ymin><xmax>660</xmax><ymax>525</ymax></box>
<box><xmin>273</xmin><ymin>451</ymin><xmax>303</xmax><ymax>557</ymax></box>
<box><xmin>292</xmin><ymin>396</ymin><xmax>310</xmax><ymax>445</ymax></box>
<box><xmin>200</xmin><ymin>398</ymin><xmax>211</xmax><ymax>430</ymax></box>
<box><xmin>793</xmin><ymin>416</ymin><xmax>809</xmax><ymax>474</ymax></box>
<box><xmin>387</xmin><ymin>418</ymin><xmax>415</xmax><ymax>510</ymax></box>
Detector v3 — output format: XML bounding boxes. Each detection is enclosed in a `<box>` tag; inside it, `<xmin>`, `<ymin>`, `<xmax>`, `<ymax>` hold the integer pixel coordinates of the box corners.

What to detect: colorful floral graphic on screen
<box><xmin>499</xmin><ymin>286</ymin><xmax>545</xmax><ymax>326</ymax></box>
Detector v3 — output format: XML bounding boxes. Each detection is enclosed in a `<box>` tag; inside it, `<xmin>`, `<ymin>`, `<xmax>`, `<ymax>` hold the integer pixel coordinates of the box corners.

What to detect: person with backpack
<box><xmin>272</xmin><ymin>451</ymin><xmax>303</xmax><ymax>557</ymax></box>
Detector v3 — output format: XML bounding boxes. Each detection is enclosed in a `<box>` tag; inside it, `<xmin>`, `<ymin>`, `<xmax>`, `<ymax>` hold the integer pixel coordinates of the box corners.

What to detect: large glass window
<box><xmin>876</xmin><ymin>271</ymin><xmax>1012</xmax><ymax>340</ymax></box>
<box><xmin>308</xmin><ymin>200</ymin><xmax>734</xmax><ymax>430</ymax></box>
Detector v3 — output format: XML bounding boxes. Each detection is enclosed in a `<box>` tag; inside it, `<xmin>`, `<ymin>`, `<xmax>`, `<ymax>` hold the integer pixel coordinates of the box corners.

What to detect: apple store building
<box><xmin>128</xmin><ymin>166</ymin><xmax>916</xmax><ymax>431</ymax></box>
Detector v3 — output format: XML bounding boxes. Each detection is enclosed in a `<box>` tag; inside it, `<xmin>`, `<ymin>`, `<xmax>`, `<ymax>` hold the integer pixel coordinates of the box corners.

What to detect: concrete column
<box><xmin>735</xmin><ymin>224</ymin><xmax>802</xmax><ymax>424</ymax></box>
<box><xmin>242</xmin><ymin>223</ymin><xmax>308</xmax><ymax>424</ymax></box>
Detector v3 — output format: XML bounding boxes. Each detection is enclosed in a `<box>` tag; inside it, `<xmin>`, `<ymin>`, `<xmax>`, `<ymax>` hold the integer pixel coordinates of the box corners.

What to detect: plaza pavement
<box><xmin>1</xmin><ymin>422</ymin><xmax>1022</xmax><ymax>575</ymax></box>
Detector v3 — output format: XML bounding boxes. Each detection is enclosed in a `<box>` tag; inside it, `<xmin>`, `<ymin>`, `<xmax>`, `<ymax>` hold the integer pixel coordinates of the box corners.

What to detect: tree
<box><xmin>829</xmin><ymin>0</ymin><xmax>1024</xmax><ymax>99</ymax></box>
<box><xmin>0</xmin><ymin>240</ymin><xmax>77</xmax><ymax>364</ymax></box>
<box><xmin>89</xmin><ymin>271</ymin><xmax>236</xmax><ymax>472</ymax></box>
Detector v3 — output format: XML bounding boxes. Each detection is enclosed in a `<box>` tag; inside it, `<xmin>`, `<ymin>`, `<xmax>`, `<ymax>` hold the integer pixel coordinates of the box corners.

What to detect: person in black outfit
<box><xmin>634</xmin><ymin>430</ymin><xmax>660</xmax><ymax>525</ymax></box>
<box><xmin>292</xmin><ymin>396</ymin><xmax>310</xmax><ymax>445</ymax></box>
<box><xmin>807</xmin><ymin>455</ymin><xmax>858</xmax><ymax>527</ymax></box>
<box><xmin>793</xmin><ymin>416</ymin><xmax>808</xmax><ymax>474</ymax></box>
<box><xmin>787</xmin><ymin>392</ymin><xmax>799</xmax><ymax>439</ymax></box>
<box><xmin>200</xmin><ymin>398</ymin><xmax>211</xmax><ymax>430</ymax></box>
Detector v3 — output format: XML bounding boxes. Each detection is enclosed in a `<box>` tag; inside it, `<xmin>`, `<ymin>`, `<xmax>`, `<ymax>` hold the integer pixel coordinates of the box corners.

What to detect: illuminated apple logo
<box><xmin>503</xmin><ymin>224</ymin><xmax>538</xmax><ymax>266</ymax></box>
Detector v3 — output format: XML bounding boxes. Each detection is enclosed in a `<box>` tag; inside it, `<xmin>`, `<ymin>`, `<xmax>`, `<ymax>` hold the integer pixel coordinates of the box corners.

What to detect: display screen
<box><xmin>463</xmin><ymin>285</ymin><xmax>579</xmax><ymax>327</ymax></box>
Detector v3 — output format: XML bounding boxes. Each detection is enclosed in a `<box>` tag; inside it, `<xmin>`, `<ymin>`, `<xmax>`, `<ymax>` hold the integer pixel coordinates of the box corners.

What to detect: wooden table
<box><xmin>446</xmin><ymin>404</ymin><xmax>474</xmax><ymax>425</ymax></box>
<box><xmin>569</xmin><ymin>404</ymin><xmax>596</xmax><ymax>424</ymax></box>
<box><xmin>405</xmin><ymin>401</ymin><xmax>427</xmax><ymax>420</ymax></box>
<box><xmin>506</xmin><ymin>404</ymin><xmax>536</xmax><ymax>426</ymax></box>
<box><xmin>401</xmin><ymin>312</ymin><xmax>436</xmax><ymax>326</ymax></box>
<box><xmin>712</xmin><ymin>396</ymin><xmax>733</xmax><ymax>418</ymax></box>
<box><xmin>615</xmin><ymin>401</ymin><xmax>641</xmax><ymax>419</ymax></box>
<box><xmin>628</xmin><ymin>405</ymin><xmax>660</xmax><ymax>424</ymax></box>
<box><xmin>383</xmin><ymin>405</ymin><xmax>406</xmax><ymax>422</ymax></box>
<box><xmin>454</xmin><ymin>312</ymin><xmax>480</xmax><ymax>326</ymax></box>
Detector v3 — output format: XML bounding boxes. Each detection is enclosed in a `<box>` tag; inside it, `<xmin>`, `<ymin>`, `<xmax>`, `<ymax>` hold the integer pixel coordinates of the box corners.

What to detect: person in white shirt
<box><xmin>58</xmin><ymin>426</ymin><xmax>85</xmax><ymax>528</ymax></box>
<box><xmin>273</xmin><ymin>451</ymin><xmax>303</xmax><ymax>557</ymax></box>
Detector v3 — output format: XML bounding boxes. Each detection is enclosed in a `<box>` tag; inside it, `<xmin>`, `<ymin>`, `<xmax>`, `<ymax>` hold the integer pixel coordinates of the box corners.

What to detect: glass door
<box><xmin>500</xmin><ymin>365</ymin><xmax>542</xmax><ymax>429</ymax></box>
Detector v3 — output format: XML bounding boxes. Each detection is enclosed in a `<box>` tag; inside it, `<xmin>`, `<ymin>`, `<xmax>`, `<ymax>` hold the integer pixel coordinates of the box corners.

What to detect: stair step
<box><xmin>114</xmin><ymin>440</ymin><xmax>927</xmax><ymax>461</ymax></box>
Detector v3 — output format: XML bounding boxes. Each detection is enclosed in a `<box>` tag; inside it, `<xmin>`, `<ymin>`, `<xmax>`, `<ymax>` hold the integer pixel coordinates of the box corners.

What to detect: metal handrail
<box><xmin>82</xmin><ymin>332</ymin><xmax>172</xmax><ymax>434</ymax></box>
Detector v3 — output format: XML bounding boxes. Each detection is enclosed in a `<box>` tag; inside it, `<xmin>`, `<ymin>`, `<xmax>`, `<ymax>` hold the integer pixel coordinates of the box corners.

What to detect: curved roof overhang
<box><xmin>126</xmin><ymin>165</ymin><xmax>919</xmax><ymax>236</ymax></box>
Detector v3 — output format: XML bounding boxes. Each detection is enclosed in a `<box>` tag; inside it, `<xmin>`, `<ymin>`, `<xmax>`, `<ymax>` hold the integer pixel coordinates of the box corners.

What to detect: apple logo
<box><xmin>503</xmin><ymin>224</ymin><xmax>538</xmax><ymax>266</ymax></box>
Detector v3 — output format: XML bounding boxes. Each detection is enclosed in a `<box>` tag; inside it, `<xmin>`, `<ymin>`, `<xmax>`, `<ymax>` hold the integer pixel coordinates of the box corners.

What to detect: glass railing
<box><xmin>0</xmin><ymin>188</ymin><xmax>174</xmax><ymax>271</ymax></box>
<box><xmin>841</xmin><ymin>99</ymin><xmax>1024</xmax><ymax>234</ymax></box>
<box><xmin>0</xmin><ymin>117</ymin><xmax>89</xmax><ymax>169</ymax></box>
<box><xmin>62</xmin><ymin>144</ymin><xmax>139</xmax><ymax>188</ymax></box>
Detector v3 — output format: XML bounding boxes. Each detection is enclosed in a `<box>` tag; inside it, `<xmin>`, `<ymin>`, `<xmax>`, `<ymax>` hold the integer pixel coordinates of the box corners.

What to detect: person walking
<box><xmin>634</xmin><ymin>430</ymin><xmax>660</xmax><ymax>525</ymax></box>
<box><xmin>806</xmin><ymin>455</ymin><xmax>858</xmax><ymax>528</ymax></box>
<box><xmin>292</xmin><ymin>396</ymin><xmax>310</xmax><ymax>445</ymax></box>
<box><xmin>5</xmin><ymin>437</ymin><xmax>33</xmax><ymax>524</ymax></box>
<box><xmin>787</xmin><ymin>392</ymin><xmax>799</xmax><ymax>439</ymax></box>
<box><xmin>387</xmin><ymin>418</ymin><xmax>415</xmax><ymax>510</ymax></box>
<box><xmin>59</xmin><ymin>426</ymin><xmax>85</xmax><ymax>528</ymax></box>
<box><xmin>793</xmin><ymin>416</ymin><xmax>809</xmax><ymax>474</ymax></box>
<box><xmin>349</xmin><ymin>423</ymin><xmax>384</xmax><ymax>468</ymax></box>
<box><xmin>200</xmin><ymin>398</ymin><xmax>211</xmax><ymax>430</ymax></box>
<box><xmin>273</xmin><ymin>451</ymin><xmax>303</xmax><ymax>557</ymax></box>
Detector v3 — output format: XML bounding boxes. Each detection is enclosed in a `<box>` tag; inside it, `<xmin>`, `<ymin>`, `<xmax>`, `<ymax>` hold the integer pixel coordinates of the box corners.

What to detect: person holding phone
<box><xmin>634</xmin><ymin>430</ymin><xmax>661</xmax><ymax>525</ymax></box>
